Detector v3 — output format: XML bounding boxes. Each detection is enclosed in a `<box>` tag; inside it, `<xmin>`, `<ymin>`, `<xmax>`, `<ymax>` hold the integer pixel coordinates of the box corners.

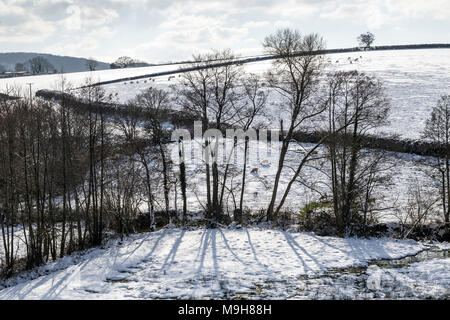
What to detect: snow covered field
<box><xmin>99</xmin><ymin>49</ymin><xmax>450</xmax><ymax>140</ymax></box>
<box><xmin>2</xmin><ymin>49</ymin><xmax>449</xmax><ymax>140</ymax></box>
<box><xmin>0</xmin><ymin>227</ymin><xmax>435</xmax><ymax>300</ymax></box>
<box><xmin>331</xmin><ymin>49</ymin><xmax>450</xmax><ymax>140</ymax></box>
<box><xmin>0</xmin><ymin>63</ymin><xmax>185</xmax><ymax>95</ymax></box>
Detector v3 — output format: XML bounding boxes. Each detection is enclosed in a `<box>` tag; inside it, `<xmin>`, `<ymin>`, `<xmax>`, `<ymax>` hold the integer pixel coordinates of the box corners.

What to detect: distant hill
<box><xmin>0</xmin><ymin>52</ymin><xmax>110</xmax><ymax>73</ymax></box>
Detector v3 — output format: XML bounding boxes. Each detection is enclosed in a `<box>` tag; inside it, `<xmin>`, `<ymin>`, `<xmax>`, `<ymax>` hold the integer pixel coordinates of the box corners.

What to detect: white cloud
<box><xmin>133</xmin><ymin>25</ymin><xmax>252</xmax><ymax>62</ymax></box>
<box><xmin>320</xmin><ymin>0</ymin><xmax>450</xmax><ymax>29</ymax></box>
<box><xmin>243</xmin><ymin>21</ymin><xmax>271</xmax><ymax>29</ymax></box>
<box><xmin>1</xmin><ymin>0</ymin><xmax>449</xmax><ymax>60</ymax></box>
<box><xmin>273</xmin><ymin>20</ymin><xmax>294</xmax><ymax>29</ymax></box>
<box><xmin>0</xmin><ymin>1</ymin><xmax>56</xmax><ymax>43</ymax></box>
<box><xmin>61</xmin><ymin>5</ymin><xmax>119</xmax><ymax>30</ymax></box>
<box><xmin>0</xmin><ymin>0</ymin><xmax>120</xmax><ymax>43</ymax></box>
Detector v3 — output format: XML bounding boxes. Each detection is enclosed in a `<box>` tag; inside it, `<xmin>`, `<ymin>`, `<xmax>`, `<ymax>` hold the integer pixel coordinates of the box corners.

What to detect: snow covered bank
<box><xmin>365</xmin><ymin>258</ymin><xmax>450</xmax><ymax>299</ymax></box>
<box><xmin>0</xmin><ymin>227</ymin><xmax>425</xmax><ymax>299</ymax></box>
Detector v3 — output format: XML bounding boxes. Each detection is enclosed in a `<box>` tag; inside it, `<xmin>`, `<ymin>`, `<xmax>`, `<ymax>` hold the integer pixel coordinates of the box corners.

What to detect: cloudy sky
<box><xmin>1</xmin><ymin>0</ymin><xmax>449</xmax><ymax>63</ymax></box>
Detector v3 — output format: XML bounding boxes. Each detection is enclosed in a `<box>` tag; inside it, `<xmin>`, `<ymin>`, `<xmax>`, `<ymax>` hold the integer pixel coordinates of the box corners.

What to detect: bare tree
<box><xmin>324</xmin><ymin>71</ymin><xmax>390</xmax><ymax>235</ymax></box>
<box><xmin>86</xmin><ymin>58</ymin><xmax>98</xmax><ymax>71</ymax></box>
<box><xmin>77</xmin><ymin>79</ymin><xmax>110</xmax><ymax>246</ymax></box>
<box><xmin>423</xmin><ymin>95</ymin><xmax>450</xmax><ymax>223</ymax></box>
<box><xmin>262</xmin><ymin>28</ymin><xmax>326</xmax><ymax>221</ymax></box>
<box><xmin>176</xmin><ymin>54</ymin><xmax>214</xmax><ymax>217</ymax></box>
<box><xmin>134</xmin><ymin>87</ymin><xmax>173</xmax><ymax>222</ymax></box>
<box><xmin>111</xmin><ymin>56</ymin><xmax>134</xmax><ymax>69</ymax></box>
<box><xmin>26</xmin><ymin>56</ymin><xmax>56</xmax><ymax>74</ymax></box>
<box><xmin>15</xmin><ymin>63</ymin><xmax>26</xmax><ymax>72</ymax></box>
<box><xmin>110</xmin><ymin>56</ymin><xmax>148</xmax><ymax>69</ymax></box>
<box><xmin>0</xmin><ymin>88</ymin><xmax>22</xmax><ymax>276</ymax></box>
<box><xmin>176</xmin><ymin>49</ymin><xmax>244</xmax><ymax>225</ymax></box>
<box><xmin>104</xmin><ymin>154</ymin><xmax>143</xmax><ymax>238</ymax></box>
<box><xmin>177</xmin><ymin>136</ymin><xmax>187</xmax><ymax>224</ymax></box>
<box><xmin>114</xmin><ymin>102</ymin><xmax>156</xmax><ymax>230</ymax></box>
<box><xmin>208</xmin><ymin>50</ymin><xmax>245</xmax><ymax>223</ymax></box>
<box><xmin>357</xmin><ymin>32</ymin><xmax>375</xmax><ymax>49</ymax></box>
<box><xmin>394</xmin><ymin>184</ymin><xmax>439</xmax><ymax>239</ymax></box>
<box><xmin>235</xmin><ymin>74</ymin><xmax>269</xmax><ymax>221</ymax></box>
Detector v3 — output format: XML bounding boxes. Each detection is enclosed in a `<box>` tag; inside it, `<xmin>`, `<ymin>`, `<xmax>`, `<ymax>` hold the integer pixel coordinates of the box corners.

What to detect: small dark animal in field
<box><xmin>251</xmin><ymin>168</ymin><xmax>258</xmax><ymax>174</ymax></box>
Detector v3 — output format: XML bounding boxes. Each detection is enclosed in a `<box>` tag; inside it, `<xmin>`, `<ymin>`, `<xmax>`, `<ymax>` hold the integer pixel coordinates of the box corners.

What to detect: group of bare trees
<box><xmin>0</xmin><ymin>77</ymin><xmax>121</xmax><ymax>276</ymax></box>
<box><xmin>3</xmin><ymin>57</ymin><xmax>56</xmax><ymax>75</ymax></box>
<box><xmin>115</xmin><ymin>87</ymin><xmax>175</xmax><ymax>229</ymax></box>
<box><xmin>392</xmin><ymin>95</ymin><xmax>450</xmax><ymax>234</ymax></box>
<box><xmin>323</xmin><ymin>71</ymin><xmax>391</xmax><ymax>234</ymax></box>
<box><xmin>263</xmin><ymin>30</ymin><xmax>327</xmax><ymax>221</ymax></box>
<box><xmin>173</xmin><ymin>49</ymin><xmax>277</xmax><ymax>226</ymax></box>
<box><xmin>258</xmin><ymin>30</ymin><xmax>392</xmax><ymax>235</ymax></box>
<box><xmin>26</xmin><ymin>57</ymin><xmax>56</xmax><ymax>74</ymax></box>
<box><xmin>165</xmin><ymin>29</ymin><xmax>394</xmax><ymax>235</ymax></box>
<box><xmin>0</xmin><ymin>29</ymin><xmax>393</xmax><ymax>277</ymax></box>
<box><xmin>110</xmin><ymin>56</ymin><xmax>150</xmax><ymax>69</ymax></box>
<box><xmin>423</xmin><ymin>95</ymin><xmax>450</xmax><ymax>224</ymax></box>
<box><xmin>0</xmin><ymin>86</ymin><xmax>83</xmax><ymax>275</ymax></box>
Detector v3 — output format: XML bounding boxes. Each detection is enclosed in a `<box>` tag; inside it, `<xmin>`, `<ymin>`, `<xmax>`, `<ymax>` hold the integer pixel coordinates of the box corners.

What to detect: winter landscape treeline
<box><xmin>1</xmin><ymin>29</ymin><xmax>449</xmax><ymax>278</ymax></box>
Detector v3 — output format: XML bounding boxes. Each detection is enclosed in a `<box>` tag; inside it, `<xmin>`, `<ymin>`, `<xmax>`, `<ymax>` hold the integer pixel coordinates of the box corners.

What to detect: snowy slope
<box><xmin>0</xmin><ymin>52</ymin><xmax>110</xmax><ymax>73</ymax></box>
<box><xmin>1</xmin><ymin>49</ymin><xmax>448</xmax><ymax>139</ymax></box>
<box><xmin>0</xmin><ymin>64</ymin><xmax>184</xmax><ymax>94</ymax></box>
<box><xmin>331</xmin><ymin>49</ymin><xmax>450</xmax><ymax>139</ymax></box>
<box><xmin>100</xmin><ymin>49</ymin><xmax>450</xmax><ymax>139</ymax></box>
<box><xmin>0</xmin><ymin>227</ymin><xmax>425</xmax><ymax>299</ymax></box>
